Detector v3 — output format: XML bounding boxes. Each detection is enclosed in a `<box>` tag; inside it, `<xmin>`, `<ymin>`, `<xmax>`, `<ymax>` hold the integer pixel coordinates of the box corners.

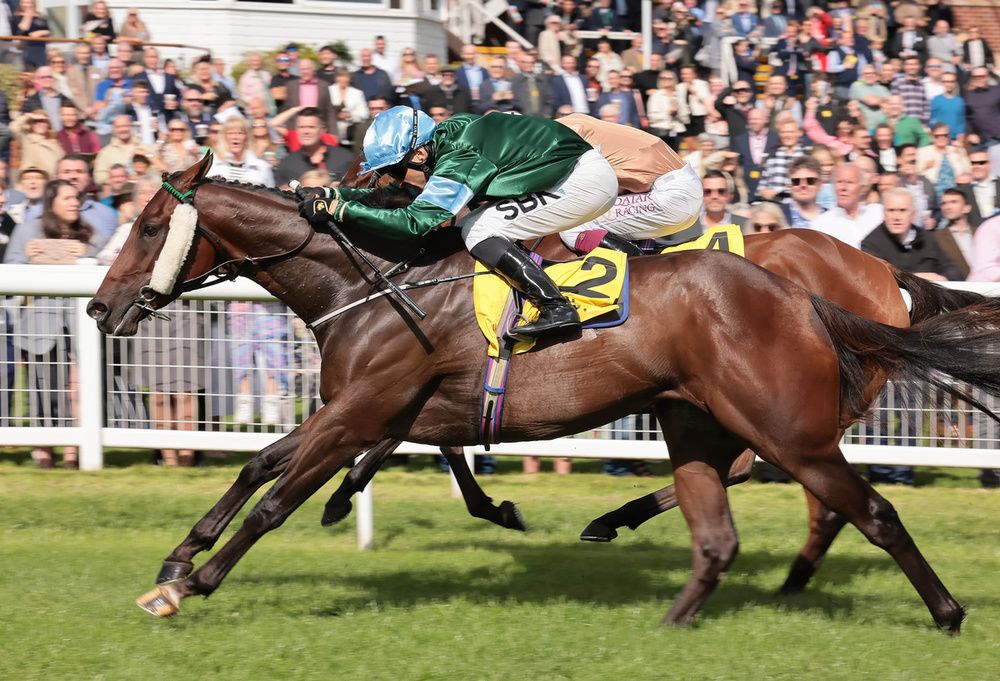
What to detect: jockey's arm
<box><xmin>337</xmin><ymin>147</ymin><xmax>498</xmax><ymax>239</ymax></box>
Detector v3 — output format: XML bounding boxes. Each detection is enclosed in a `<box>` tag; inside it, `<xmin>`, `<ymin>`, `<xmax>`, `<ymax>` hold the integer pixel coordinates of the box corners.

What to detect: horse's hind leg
<box><xmin>776</xmin><ymin>446</ymin><xmax>965</xmax><ymax>633</ymax></box>
<box><xmin>580</xmin><ymin>448</ymin><xmax>756</xmax><ymax>542</ymax></box>
<box><xmin>321</xmin><ymin>438</ymin><xmax>403</xmax><ymax>526</ymax></box>
<box><xmin>444</xmin><ymin>448</ymin><xmax>526</xmax><ymax>531</ymax></box>
<box><xmin>655</xmin><ymin>402</ymin><xmax>747</xmax><ymax>627</ymax></box>
<box><xmin>779</xmin><ymin>491</ymin><xmax>847</xmax><ymax>594</ymax></box>
<box><xmin>157</xmin><ymin>426</ymin><xmax>303</xmax><ymax>583</ymax></box>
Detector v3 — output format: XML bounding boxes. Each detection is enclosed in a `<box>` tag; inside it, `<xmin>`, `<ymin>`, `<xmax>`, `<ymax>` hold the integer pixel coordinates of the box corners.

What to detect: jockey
<box><xmin>296</xmin><ymin>105</ymin><xmax>618</xmax><ymax>342</ymax></box>
<box><xmin>555</xmin><ymin>114</ymin><xmax>705</xmax><ymax>256</ymax></box>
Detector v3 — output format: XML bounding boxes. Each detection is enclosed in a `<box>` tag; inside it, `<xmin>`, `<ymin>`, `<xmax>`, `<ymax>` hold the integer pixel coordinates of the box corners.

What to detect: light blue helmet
<box><xmin>360</xmin><ymin>105</ymin><xmax>437</xmax><ymax>173</ymax></box>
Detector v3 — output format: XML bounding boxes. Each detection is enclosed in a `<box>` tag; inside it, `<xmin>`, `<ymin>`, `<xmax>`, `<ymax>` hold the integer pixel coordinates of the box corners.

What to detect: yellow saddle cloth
<box><xmin>660</xmin><ymin>224</ymin><xmax>745</xmax><ymax>257</ymax></box>
<box><xmin>474</xmin><ymin>247</ymin><xmax>629</xmax><ymax>357</ymax></box>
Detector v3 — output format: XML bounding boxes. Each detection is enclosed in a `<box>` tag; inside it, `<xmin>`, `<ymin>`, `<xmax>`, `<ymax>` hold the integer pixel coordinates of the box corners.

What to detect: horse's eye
<box><xmin>142</xmin><ymin>223</ymin><xmax>160</xmax><ymax>238</ymax></box>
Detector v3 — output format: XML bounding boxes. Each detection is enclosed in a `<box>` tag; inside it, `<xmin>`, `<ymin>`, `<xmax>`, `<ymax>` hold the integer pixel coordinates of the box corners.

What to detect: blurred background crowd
<box><xmin>1</xmin><ymin>1</ymin><xmax>999</xmax><ymax>484</ymax></box>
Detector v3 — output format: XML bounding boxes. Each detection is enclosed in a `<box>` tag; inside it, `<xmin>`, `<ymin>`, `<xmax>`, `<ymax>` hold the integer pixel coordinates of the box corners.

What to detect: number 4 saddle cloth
<box><xmin>474</xmin><ymin>247</ymin><xmax>630</xmax><ymax>358</ymax></box>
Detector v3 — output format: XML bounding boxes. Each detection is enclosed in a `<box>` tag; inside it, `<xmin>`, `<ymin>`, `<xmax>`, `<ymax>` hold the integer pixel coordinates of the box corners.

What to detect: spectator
<box><xmin>122</xmin><ymin>80</ymin><xmax>157</xmax><ymax>145</ymax></box>
<box><xmin>273</xmin><ymin>108</ymin><xmax>353</xmax><ymax>187</ymax></box>
<box><xmin>427</xmin><ymin>104</ymin><xmax>450</xmax><ymax>124</ymax></box>
<box><xmin>90</xmin><ymin>34</ymin><xmax>111</xmax><ymax>76</ymax></box>
<box><xmin>270</xmin><ymin>52</ymin><xmax>298</xmax><ymax>111</ymax></box>
<box><xmin>316</xmin><ymin>44</ymin><xmax>343</xmax><ymax>84</ymax></box>
<box><xmin>882</xmin><ymin>93</ymin><xmax>929</xmax><ymax>147</ymax></box>
<box><xmin>647</xmin><ymin>70</ymin><xmax>688</xmax><ymax>148</ymax></box>
<box><xmin>583</xmin><ymin>57</ymin><xmax>602</xmax><ymax>109</ymax></box>
<box><xmin>35</xmin><ymin>155</ymin><xmax>118</xmax><ymax>240</ymax></box>
<box><xmin>964</xmin><ymin>68</ymin><xmax>1000</xmax><ymax>145</ymax></box>
<box><xmin>423</xmin><ymin>68</ymin><xmax>471</xmax><ymax>116</ymax></box>
<box><xmin>550</xmin><ymin>54</ymin><xmax>591</xmax><ymax>115</ymax></box>
<box><xmin>14</xmin><ymin>0</ymin><xmax>50</xmax><ymax>71</ymax></box>
<box><xmin>589</xmin><ymin>0</ymin><xmax>623</xmax><ymax>32</ymax></box>
<box><xmin>930</xmin><ymin>69</ymin><xmax>964</xmax><ymax>140</ymax></box>
<box><xmin>213</xmin><ymin>57</ymin><xmax>236</xmax><ymax>97</ymax></box>
<box><xmin>732</xmin><ymin>38</ymin><xmax>760</xmax><ymax>84</ymax></box>
<box><xmin>115</xmin><ymin>40</ymin><xmax>140</xmax><ymax>77</ymax></box>
<box><xmin>850</xmin><ymin>64</ymin><xmax>890</xmax><ymax>130</ymax></box>
<box><xmin>537</xmin><ymin>15</ymin><xmax>568</xmax><ymax>74</ymax></box>
<box><xmin>21</xmin><ymin>67</ymin><xmax>74</xmax><ymax>131</ymax></box>
<box><xmin>209</xmin><ymin>117</ymin><xmax>274</xmax><ymax>184</ymax></box>
<box><xmin>237</xmin><ymin>52</ymin><xmax>272</xmax><ymax>112</ymax></box>
<box><xmin>82</xmin><ymin>1</ymin><xmax>116</xmax><ymax>41</ymax></box>
<box><xmin>957</xmin><ymin>147</ymin><xmax>1000</xmax><ymax>227</ymax></box>
<box><xmin>935</xmin><ymin>188</ymin><xmax>975</xmax><ymax>278</ymax></box>
<box><xmin>756</xmin><ymin>74</ymin><xmax>803</xmax><ymax>127</ymax></box>
<box><xmin>370</xmin><ymin>35</ymin><xmax>395</xmax><ymax>78</ymax></box>
<box><xmin>175</xmin><ymin>86</ymin><xmax>214</xmax><ymax>146</ymax></box>
<box><xmin>757</xmin><ymin>117</ymin><xmax>810</xmax><ymax>202</ymax></box>
<box><xmin>188</xmin><ymin>56</ymin><xmax>232</xmax><ymax>117</ymax></box>
<box><xmin>156</xmin><ymin>118</ymin><xmax>201</xmax><ymax>174</ymax></box>
<box><xmin>809</xmin><ymin>162</ymin><xmax>883</xmax><ymax>248</ymax></box>
<box><xmin>827</xmin><ymin>31</ymin><xmax>873</xmax><ymax>103</ymax></box>
<box><xmin>11</xmin><ymin>110</ymin><xmax>63</xmax><ymax>179</ymax></box>
<box><xmin>351</xmin><ymin>48</ymin><xmax>394</xmax><ymax>105</ymax></box>
<box><xmin>961</xmin><ymin>27</ymin><xmax>994</xmax><ymax>72</ymax></box>
<box><xmin>247</xmin><ymin>112</ymin><xmax>282</xmax><ymax>167</ymax></box>
<box><xmin>328</xmin><ymin>70</ymin><xmax>369</xmax><ymax>145</ymax></box>
<box><xmin>65</xmin><ymin>42</ymin><xmax>100</xmax><ymax>116</ymax></box>
<box><xmin>682</xmin><ymin>133</ymin><xmax>718</xmax><ymax>178</ymax></box>
<box><xmin>772</xmin><ymin>20</ymin><xmax>809</xmax><ymax>97</ymax></box>
<box><xmin>714</xmin><ymin>80</ymin><xmax>755</xmax><ymax>138</ymax></box>
<box><xmin>731</xmin><ymin>108</ymin><xmax>777</xmax><ymax>202</ymax></box>
<box><xmin>93</xmin><ymin>57</ymin><xmax>133</xmax><ymax>139</ymax></box>
<box><xmin>56</xmin><ymin>104</ymin><xmax>101</xmax><ymax>156</ymax></box>
<box><xmin>593</xmin><ymin>39</ymin><xmax>624</xmax><ymax>90</ymax></box>
<box><xmin>454</xmin><ymin>44</ymin><xmax>489</xmax><ymax>112</ymax></box>
<box><xmin>693</xmin><ymin>169</ymin><xmax>748</xmax><ymax>234</ymax></box>
<box><xmin>887</xmin><ymin>15</ymin><xmax>927</xmax><ymax>61</ymax></box>
<box><xmin>621</xmin><ymin>35</ymin><xmax>644</xmax><ymax>73</ymax></box>
<box><xmin>782</xmin><ymin>155</ymin><xmax>826</xmax><ymax>228</ymax></box>
<box><xmin>891</xmin><ymin>56</ymin><xmax>930</xmax><ymax>125</ymax></box>
<box><xmin>511</xmin><ymin>53</ymin><xmax>553</xmax><ymax>118</ymax></box>
<box><xmin>350</xmin><ymin>97</ymin><xmax>389</xmax><ymax>151</ymax></box>
<box><xmin>596</xmin><ymin>71</ymin><xmax>640</xmax><ymax>128</ymax></box>
<box><xmin>421</xmin><ymin>54</ymin><xmax>443</xmax><ymax>87</ymax></box>
<box><xmin>93</xmin><ymin>115</ymin><xmax>137</xmax><ymax>186</ymax></box>
<box><xmin>749</xmin><ymin>202</ymin><xmax>789</xmax><ymax>233</ymax></box>
<box><xmin>47</xmin><ymin>51</ymin><xmax>75</xmax><ymax>105</ymax></box>
<box><xmin>284</xmin><ymin>59</ymin><xmax>335</xmax><ymax>130</ymax></box>
<box><xmin>118</xmin><ymin>7</ymin><xmax>151</xmax><ymax>44</ymax></box>
<box><xmin>917</xmin><ymin>122</ymin><xmax>969</xmax><ymax>193</ymax></box>
<box><xmin>480</xmin><ymin>57</ymin><xmax>516</xmax><ymax>114</ymax></box>
<box><xmin>897</xmin><ymin>143</ymin><xmax>939</xmax><ymax>229</ymax></box>
<box><xmin>873</xmin><ymin>123</ymin><xmax>897</xmax><ymax>172</ymax></box>
<box><xmin>633</xmin><ymin>52</ymin><xmax>665</xmax><ymax>105</ymax></box>
<box><xmin>677</xmin><ymin>65</ymin><xmax>711</xmax><ymax>143</ymax></box>
<box><xmin>922</xmin><ymin>57</ymin><xmax>947</xmax><ymax>101</ymax></box>
<box><xmin>731</xmin><ymin>0</ymin><xmax>761</xmax><ymax>37</ymax></box>
<box><xmin>97</xmin><ymin>163</ymin><xmax>130</xmax><ymax>210</ymax></box>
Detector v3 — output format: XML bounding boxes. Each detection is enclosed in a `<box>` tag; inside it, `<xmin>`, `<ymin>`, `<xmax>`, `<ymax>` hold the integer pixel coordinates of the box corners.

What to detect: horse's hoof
<box><xmin>136</xmin><ymin>582</ymin><xmax>181</xmax><ymax>618</ymax></box>
<box><xmin>156</xmin><ymin>561</ymin><xmax>192</xmax><ymax>585</ymax></box>
<box><xmin>321</xmin><ymin>499</ymin><xmax>352</xmax><ymax>527</ymax></box>
<box><xmin>579</xmin><ymin>520</ymin><xmax>617</xmax><ymax>542</ymax></box>
<box><xmin>499</xmin><ymin>501</ymin><xmax>527</xmax><ymax>532</ymax></box>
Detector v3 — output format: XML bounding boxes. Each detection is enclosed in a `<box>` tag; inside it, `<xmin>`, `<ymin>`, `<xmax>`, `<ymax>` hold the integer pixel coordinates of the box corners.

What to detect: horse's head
<box><xmin>88</xmin><ymin>152</ymin><xmax>218</xmax><ymax>335</ymax></box>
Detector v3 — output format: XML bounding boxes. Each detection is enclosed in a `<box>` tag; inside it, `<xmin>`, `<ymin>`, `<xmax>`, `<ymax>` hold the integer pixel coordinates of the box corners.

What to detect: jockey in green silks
<box><xmin>296</xmin><ymin>105</ymin><xmax>618</xmax><ymax>342</ymax></box>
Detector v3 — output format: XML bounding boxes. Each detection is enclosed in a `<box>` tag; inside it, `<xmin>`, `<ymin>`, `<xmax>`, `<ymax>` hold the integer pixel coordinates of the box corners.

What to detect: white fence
<box><xmin>2</xmin><ymin>265</ymin><xmax>1000</xmax><ymax>547</ymax></box>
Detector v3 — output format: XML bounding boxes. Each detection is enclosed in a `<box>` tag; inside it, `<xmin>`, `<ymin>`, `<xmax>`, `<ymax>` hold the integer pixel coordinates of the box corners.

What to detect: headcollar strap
<box><xmin>162</xmin><ymin>181</ymin><xmax>195</xmax><ymax>204</ymax></box>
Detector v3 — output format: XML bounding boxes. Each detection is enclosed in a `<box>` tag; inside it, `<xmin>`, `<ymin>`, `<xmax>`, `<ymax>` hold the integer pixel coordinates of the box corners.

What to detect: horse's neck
<box><xmin>197</xmin><ymin>184</ymin><xmax>471</xmax><ymax>334</ymax></box>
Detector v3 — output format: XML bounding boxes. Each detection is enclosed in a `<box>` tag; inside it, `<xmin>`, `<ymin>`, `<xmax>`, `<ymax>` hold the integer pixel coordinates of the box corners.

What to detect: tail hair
<box><xmin>809</xmin><ymin>293</ymin><xmax>1000</xmax><ymax>423</ymax></box>
<box><xmin>892</xmin><ymin>268</ymin><xmax>988</xmax><ymax>324</ymax></box>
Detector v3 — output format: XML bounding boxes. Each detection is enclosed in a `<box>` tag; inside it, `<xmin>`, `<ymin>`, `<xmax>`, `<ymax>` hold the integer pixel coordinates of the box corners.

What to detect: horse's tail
<box><xmin>809</xmin><ymin>293</ymin><xmax>1000</xmax><ymax>423</ymax></box>
<box><xmin>892</xmin><ymin>267</ymin><xmax>988</xmax><ymax>323</ymax></box>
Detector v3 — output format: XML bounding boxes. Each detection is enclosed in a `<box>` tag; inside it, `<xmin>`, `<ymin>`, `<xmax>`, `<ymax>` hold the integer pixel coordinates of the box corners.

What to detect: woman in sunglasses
<box><xmin>749</xmin><ymin>202</ymin><xmax>789</xmax><ymax>233</ymax></box>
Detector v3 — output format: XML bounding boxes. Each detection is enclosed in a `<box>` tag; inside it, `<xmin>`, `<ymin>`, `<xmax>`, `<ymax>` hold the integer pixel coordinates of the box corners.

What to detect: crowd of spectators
<box><xmin>0</xmin><ymin>1</ymin><xmax>998</xmax><ymax>484</ymax></box>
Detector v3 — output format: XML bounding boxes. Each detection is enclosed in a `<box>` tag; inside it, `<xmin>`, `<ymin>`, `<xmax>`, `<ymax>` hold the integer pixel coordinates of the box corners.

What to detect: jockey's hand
<box><xmin>294</xmin><ymin>184</ymin><xmax>332</xmax><ymax>203</ymax></box>
<box><xmin>299</xmin><ymin>196</ymin><xmax>339</xmax><ymax>226</ymax></box>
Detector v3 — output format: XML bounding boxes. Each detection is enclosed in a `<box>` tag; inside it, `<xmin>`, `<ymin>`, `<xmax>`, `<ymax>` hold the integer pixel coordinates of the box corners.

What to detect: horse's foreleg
<box><xmin>156</xmin><ymin>426</ymin><xmax>304</xmax><ymax>584</ymax></box>
<box><xmin>444</xmin><ymin>448</ymin><xmax>526</xmax><ymax>531</ymax></box>
<box><xmin>580</xmin><ymin>448</ymin><xmax>756</xmax><ymax>542</ymax></box>
<box><xmin>137</xmin><ymin>413</ymin><xmax>364</xmax><ymax>618</ymax></box>
<box><xmin>321</xmin><ymin>438</ymin><xmax>403</xmax><ymax>526</ymax></box>
<box><xmin>779</xmin><ymin>490</ymin><xmax>848</xmax><ymax>594</ymax></box>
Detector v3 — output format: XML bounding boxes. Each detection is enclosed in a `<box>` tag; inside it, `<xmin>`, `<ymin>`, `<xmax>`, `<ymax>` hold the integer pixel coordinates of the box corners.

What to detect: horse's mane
<box><xmin>166</xmin><ymin>171</ymin><xmax>299</xmax><ymax>204</ymax></box>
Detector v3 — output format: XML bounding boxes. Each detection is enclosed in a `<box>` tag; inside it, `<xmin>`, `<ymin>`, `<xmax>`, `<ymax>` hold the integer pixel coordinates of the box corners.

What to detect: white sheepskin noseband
<box><xmin>148</xmin><ymin>203</ymin><xmax>199</xmax><ymax>295</ymax></box>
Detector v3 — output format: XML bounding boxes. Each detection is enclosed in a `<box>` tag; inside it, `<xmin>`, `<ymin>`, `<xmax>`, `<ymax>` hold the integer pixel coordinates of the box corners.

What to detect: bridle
<box><xmin>130</xmin><ymin>179</ymin><xmax>316</xmax><ymax>320</ymax></box>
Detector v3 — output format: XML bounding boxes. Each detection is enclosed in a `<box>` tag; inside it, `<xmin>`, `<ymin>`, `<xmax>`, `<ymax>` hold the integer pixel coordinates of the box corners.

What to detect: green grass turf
<box><xmin>1</xmin><ymin>463</ymin><xmax>999</xmax><ymax>681</ymax></box>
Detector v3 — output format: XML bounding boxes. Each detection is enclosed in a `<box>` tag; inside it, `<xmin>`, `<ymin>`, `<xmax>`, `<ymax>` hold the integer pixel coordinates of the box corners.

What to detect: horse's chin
<box><xmin>107</xmin><ymin>304</ymin><xmax>147</xmax><ymax>337</ymax></box>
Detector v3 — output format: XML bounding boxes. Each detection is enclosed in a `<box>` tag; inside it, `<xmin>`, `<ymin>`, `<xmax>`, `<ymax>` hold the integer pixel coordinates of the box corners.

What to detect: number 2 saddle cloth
<box><xmin>472</xmin><ymin>225</ymin><xmax>744</xmax><ymax>446</ymax></box>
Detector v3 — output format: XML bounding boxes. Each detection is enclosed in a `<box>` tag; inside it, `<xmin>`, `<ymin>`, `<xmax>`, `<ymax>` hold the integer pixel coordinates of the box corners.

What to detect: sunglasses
<box><xmin>791</xmin><ymin>176</ymin><xmax>819</xmax><ymax>186</ymax></box>
<box><xmin>733</xmin><ymin>88</ymin><xmax>751</xmax><ymax>93</ymax></box>
<box><xmin>168</xmin><ymin>126</ymin><xmax>186</xmax><ymax>131</ymax></box>
<box><xmin>971</xmin><ymin>159</ymin><xmax>990</xmax><ymax>165</ymax></box>
<box><xmin>704</xmin><ymin>188</ymin><xmax>729</xmax><ymax>195</ymax></box>
<box><xmin>933</xmin><ymin>133</ymin><xmax>949</xmax><ymax>138</ymax></box>
<box><xmin>753</xmin><ymin>223</ymin><xmax>779</xmax><ymax>231</ymax></box>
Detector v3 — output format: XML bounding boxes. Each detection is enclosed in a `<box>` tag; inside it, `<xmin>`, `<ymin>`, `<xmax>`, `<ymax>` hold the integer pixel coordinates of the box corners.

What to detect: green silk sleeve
<box><xmin>339</xmin><ymin>199</ymin><xmax>454</xmax><ymax>239</ymax></box>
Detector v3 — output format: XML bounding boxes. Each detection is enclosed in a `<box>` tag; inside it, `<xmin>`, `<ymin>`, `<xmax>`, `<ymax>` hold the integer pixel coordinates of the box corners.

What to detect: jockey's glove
<box><xmin>299</xmin><ymin>196</ymin><xmax>337</xmax><ymax>227</ymax></box>
<box><xmin>293</xmin><ymin>184</ymin><xmax>333</xmax><ymax>203</ymax></box>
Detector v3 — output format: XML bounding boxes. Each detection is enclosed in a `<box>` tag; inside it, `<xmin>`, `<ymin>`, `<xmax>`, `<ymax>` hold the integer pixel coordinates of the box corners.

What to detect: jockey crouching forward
<box><xmin>556</xmin><ymin>114</ymin><xmax>704</xmax><ymax>256</ymax></box>
<box><xmin>296</xmin><ymin>106</ymin><xmax>618</xmax><ymax>342</ymax></box>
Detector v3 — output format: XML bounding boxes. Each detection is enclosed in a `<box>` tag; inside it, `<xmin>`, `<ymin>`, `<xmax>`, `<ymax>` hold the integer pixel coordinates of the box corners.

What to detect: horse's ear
<box><xmin>193</xmin><ymin>150</ymin><xmax>214</xmax><ymax>184</ymax></box>
<box><xmin>174</xmin><ymin>151</ymin><xmax>214</xmax><ymax>190</ymax></box>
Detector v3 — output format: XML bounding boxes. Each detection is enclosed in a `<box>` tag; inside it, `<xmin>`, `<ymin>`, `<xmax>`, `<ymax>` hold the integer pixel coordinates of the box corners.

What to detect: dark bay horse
<box><xmin>322</xmin><ymin>176</ymin><xmax>984</xmax><ymax>596</ymax></box>
<box><xmin>89</xmin><ymin>154</ymin><xmax>1000</xmax><ymax>630</ymax></box>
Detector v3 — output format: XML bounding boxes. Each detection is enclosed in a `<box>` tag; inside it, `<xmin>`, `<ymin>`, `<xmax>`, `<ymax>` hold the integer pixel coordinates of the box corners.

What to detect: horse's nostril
<box><xmin>87</xmin><ymin>300</ymin><xmax>108</xmax><ymax>321</ymax></box>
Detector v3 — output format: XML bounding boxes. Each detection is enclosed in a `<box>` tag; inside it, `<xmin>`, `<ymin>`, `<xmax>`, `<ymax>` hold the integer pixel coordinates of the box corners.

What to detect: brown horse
<box><xmin>320</xmin><ymin>179</ymin><xmax>984</xmax><ymax>597</ymax></box>
<box><xmin>89</xmin><ymin>154</ymin><xmax>1000</xmax><ymax>630</ymax></box>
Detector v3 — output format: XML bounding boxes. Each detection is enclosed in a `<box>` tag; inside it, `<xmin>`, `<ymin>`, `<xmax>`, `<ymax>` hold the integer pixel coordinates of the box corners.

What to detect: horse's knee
<box><xmin>695</xmin><ymin>534</ymin><xmax>739</xmax><ymax>577</ymax></box>
<box><xmin>863</xmin><ymin>496</ymin><xmax>906</xmax><ymax>550</ymax></box>
<box><xmin>244</xmin><ymin>496</ymin><xmax>288</xmax><ymax>535</ymax></box>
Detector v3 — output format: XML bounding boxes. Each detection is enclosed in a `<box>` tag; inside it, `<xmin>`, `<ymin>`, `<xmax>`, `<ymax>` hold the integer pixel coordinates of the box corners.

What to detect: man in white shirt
<box><xmin>959</xmin><ymin>147</ymin><xmax>1000</xmax><ymax>227</ymax></box>
<box><xmin>808</xmin><ymin>163</ymin><xmax>883</xmax><ymax>248</ymax></box>
<box><xmin>370</xmin><ymin>36</ymin><xmax>395</xmax><ymax>80</ymax></box>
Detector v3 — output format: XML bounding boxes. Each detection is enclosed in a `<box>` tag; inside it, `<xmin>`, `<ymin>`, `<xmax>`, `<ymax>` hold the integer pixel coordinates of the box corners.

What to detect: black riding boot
<box><xmin>598</xmin><ymin>233</ymin><xmax>644</xmax><ymax>256</ymax></box>
<box><xmin>471</xmin><ymin>237</ymin><xmax>581</xmax><ymax>342</ymax></box>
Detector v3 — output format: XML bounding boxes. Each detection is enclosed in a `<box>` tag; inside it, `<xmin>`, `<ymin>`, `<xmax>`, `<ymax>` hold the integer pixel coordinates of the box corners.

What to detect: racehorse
<box><xmin>89</xmin><ymin>154</ymin><xmax>1000</xmax><ymax>630</ymax></box>
<box><xmin>326</xmin><ymin>162</ymin><xmax>985</xmax><ymax>596</ymax></box>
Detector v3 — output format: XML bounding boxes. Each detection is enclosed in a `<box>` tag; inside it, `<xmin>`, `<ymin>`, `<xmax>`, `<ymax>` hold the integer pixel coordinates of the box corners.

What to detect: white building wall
<box><xmin>101</xmin><ymin>1</ymin><xmax>447</xmax><ymax>70</ymax></box>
